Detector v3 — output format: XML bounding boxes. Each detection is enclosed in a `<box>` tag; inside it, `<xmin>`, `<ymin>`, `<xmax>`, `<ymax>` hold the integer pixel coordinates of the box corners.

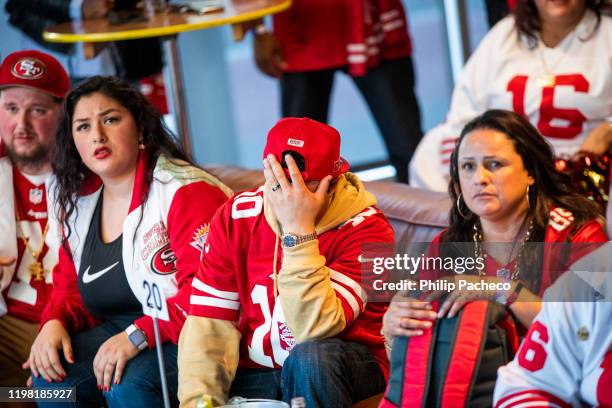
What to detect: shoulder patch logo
<box><xmin>549</xmin><ymin>208</ymin><xmax>574</xmax><ymax>232</ymax></box>
<box><xmin>29</xmin><ymin>187</ymin><xmax>43</xmax><ymax>205</ymax></box>
<box><xmin>151</xmin><ymin>243</ymin><xmax>177</xmax><ymax>275</ymax></box>
<box><xmin>190</xmin><ymin>223</ymin><xmax>210</xmax><ymax>253</ymax></box>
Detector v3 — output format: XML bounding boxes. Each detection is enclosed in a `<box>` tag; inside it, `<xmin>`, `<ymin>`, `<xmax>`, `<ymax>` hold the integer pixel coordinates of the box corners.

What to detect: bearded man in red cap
<box><xmin>178</xmin><ymin>117</ymin><xmax>395</xmax><ymax>407</ymax></box>
<box><xmin>0</xmin><ymin>50</ymin><xmax>70</xmax><ymax>387</ymax></box>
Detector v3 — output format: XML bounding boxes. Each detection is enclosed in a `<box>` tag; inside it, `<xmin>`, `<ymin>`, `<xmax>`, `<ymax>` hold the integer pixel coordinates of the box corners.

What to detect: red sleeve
<box><xmin>188</xmin><ymin>201</ymin><xmax>240</xmax><ymax>322</ymax></box>
<box><xmin>40</xmin><ymin>243</ymin><xmax>99</xmax><ymax>333</ymax></box>
<box><xmin>570</xmin><ymin>219</ymin><xmax>608</xmax><ymax>244</ymax></box>
<box><xmin>134</xmin><ymin>181</ymin><xmax>229</xmax><ymax>347</ymax></box>
<box><xmin>327</xmin><ymin>211</ymin><xmax>395</xmax><ymax>325</ymax></box>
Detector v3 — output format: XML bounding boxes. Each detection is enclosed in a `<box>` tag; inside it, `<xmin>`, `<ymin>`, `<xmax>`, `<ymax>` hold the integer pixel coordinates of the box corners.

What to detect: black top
<box><xmin>78</xmin><ymin>194</ymin><xmax>142</xmax><ymax>320</ymax></box>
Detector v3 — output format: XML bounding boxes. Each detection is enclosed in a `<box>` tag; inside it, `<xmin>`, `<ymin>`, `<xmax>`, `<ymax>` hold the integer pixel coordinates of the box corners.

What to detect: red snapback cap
<box><xmin>263</xmin><ymin>117</ymin><xmax>350</xmax><ymax>181</ymax></box>
<box><xmin>0</xmin><ymin>50</ymin><xmax>70</xmax><ymax>98</ymax></box>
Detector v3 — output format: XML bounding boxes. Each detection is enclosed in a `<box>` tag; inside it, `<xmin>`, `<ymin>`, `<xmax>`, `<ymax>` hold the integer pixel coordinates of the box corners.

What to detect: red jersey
<box><xmin>190</xmin><ymin>185</ymin><xmax>394</xmax><ymax>376</ymax></box>
<box><xmin>273</xmin><ymin>0</ymin><xmax>412</xmax><ymax>76</ymax></box>
<box><xmin>4</xmin><ymin>168</ymin><xmax>56</xmax><ymax>323</ymax></box>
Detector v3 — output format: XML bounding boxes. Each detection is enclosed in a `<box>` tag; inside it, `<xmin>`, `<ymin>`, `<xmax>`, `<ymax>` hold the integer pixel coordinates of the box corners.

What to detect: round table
<box><xmin>43</xmin><ymin>0</ymin><xmax>291</xmax><ymax>156</ymax></box>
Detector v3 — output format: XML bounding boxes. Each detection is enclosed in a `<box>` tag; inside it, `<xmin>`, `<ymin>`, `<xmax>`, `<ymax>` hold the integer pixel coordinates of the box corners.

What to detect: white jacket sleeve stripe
<box><xmin>330</xmin><ymin>270</ymin><xmax>367</xmax><ymax>304</ymax></box>
<box><xmin>190</xmin><ymin>295</ymin><xmax>240</xmax><ymax>310</ymax></box>
<box><xmin>192</xmin><ymin>277</ymin><xmax>239</xmax><ymax>301</ymax></box>
<box><xmin>331</xmin><ymin>282</ymin><xmax>362</xmax><ymax>317</ymax></box>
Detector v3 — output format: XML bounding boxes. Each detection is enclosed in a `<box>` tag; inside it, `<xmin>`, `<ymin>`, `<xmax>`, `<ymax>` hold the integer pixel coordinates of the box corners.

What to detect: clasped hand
<box><xmin>383</xmin><ymin>275</ymin><xmax>516</xmax><ymax>342</ymax></box>
<box><xmin>424</xmin><ymin>274</ymin><xmax>516</xmax><ymax>318</ymax></box>
<box><xmin>24</xmin><ymin>320</ymin><xmax>141</xmax><ymax>391</ymax></box>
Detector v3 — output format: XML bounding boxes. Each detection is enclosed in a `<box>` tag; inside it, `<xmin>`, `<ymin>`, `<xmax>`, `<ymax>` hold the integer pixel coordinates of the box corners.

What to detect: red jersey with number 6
<box><xmin>494</xmin><ymin>265</ymin><xmax>612</xmax><ymax>408</ymax></box>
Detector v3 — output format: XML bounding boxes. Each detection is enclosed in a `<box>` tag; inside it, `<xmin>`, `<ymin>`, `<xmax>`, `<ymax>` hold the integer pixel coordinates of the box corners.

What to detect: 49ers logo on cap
<box><xmin>11</xmin><ymin>57</ymin><xmax>46</xmax><ymax>80</ymax></box>
<box><xmin>151</xmin><ymin>243</ymin><xmax>177</xmax><ymax>275</ymax></box>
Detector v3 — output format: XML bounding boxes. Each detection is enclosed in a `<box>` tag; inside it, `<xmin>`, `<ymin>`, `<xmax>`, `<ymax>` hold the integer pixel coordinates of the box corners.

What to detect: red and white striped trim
<box><xmin>190</xmin><ymin>295</ymin><xmax>240</xmax><ymax>310</ymax></box>
<box><xmin>440</xmin><ymin>137</ymin><xmax>458</xmax><ymax>165</ymax></box>
<box><xmin>190</xmin><ymin>277</ymin><xmax>240</xmax><ymax>310</ymax></box>
<box><xmin>347</xmin><ymin>31</ymin><xmax>385</xmax><ymax>66</ymax></box>
<box><xmin>192</xmin><ymin>277</ymin><xmax>239</xmax><ymax>300</ymax></box>
<box><xmin>332</xmin><ymin>282</ymin><xmax>361</xmax><ymax>318</ymax></box>
<box><xmin>380</xmin><ymin>9</ymin><xmax>400</xmax><ymax>22</ymax></box>
<box><xmin>347</xmin><ymin>54</ymin><xmax>368</xmax><ymax>64</ymax></box>
<box><xmin>380</xmin><ymin>9</ymin><xmax>404</xmax><ymax>33</ymax></box>
<box><xmin>366</xmin><ymin>33</ymin><xmax>385</xmax><ymax>45</ymax></box>
<box><xmin>495</xmin><ymin>390</ymin><xmax>571</xmax><ymax>408</ymax></box>
<box><xmin>382</xmin><ymin>19</ymin><xmax>404</xmax><ymax>32</ymax></box>
<box><xmin>330</xmin><ymin>269</ymin><xmax>367</xmax><ymax>318</ymax></box>
<box><xmin>347</xmin><ymin>43</ymin><xmax>367</xmax><ymax>53</ymax></box>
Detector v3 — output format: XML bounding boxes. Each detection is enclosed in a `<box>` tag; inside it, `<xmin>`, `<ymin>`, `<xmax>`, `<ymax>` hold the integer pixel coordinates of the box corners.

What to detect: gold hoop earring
<box><xmin>457</xmin><ymin>193</ymin><xmax>470</xmax><ymax>219</ymax></box>
<box><xmin>526</xmin><ymin>184</ymin><xmax>531</xmax><ymax>209</ymax></box>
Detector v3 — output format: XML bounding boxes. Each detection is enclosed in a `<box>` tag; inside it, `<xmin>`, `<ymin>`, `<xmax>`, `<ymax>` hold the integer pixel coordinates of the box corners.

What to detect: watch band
<box><xmin>125</xmin><ymin>324</ymin><xmax>148</xmax><ymax>351</ymax></box>
<box><xmin>282</xmin><ymin>232</ymin><xmax>318</xmax><ymax>247</ymax></box>
<box><xmin>295</xmin><ymin>232</ymin><xmax>317</xmax><ymax>245</ymax></box>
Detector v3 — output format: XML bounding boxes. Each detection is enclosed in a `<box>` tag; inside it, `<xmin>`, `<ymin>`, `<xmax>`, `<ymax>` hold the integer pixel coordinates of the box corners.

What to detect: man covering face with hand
<box><xmin>178</xmin><ymin>117</ymin><xmax>395</xmax><ymax>407</ymax></box>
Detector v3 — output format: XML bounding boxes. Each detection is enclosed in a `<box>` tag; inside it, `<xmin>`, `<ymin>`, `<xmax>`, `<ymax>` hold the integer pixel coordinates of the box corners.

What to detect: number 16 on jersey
<box><xmin>141</xmin><ymin>276</ymin><xmax>169</xmax><ymax>321</ymax></box>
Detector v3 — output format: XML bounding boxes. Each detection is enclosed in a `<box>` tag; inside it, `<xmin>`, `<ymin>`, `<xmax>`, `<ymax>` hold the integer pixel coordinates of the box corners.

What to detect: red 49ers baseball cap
<box><xmin>0</xmin><ymin>50</ymin><xmax>70</xmax><ymax>98</ymax></box>
<box><xmin>263</xmin><ymin>117</ymin><xmax>350</xmax><ymax>181</ymax></box>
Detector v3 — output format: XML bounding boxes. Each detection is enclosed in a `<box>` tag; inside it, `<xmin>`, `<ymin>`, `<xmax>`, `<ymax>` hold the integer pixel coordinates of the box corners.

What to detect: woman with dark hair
<box><xmin>380</xmin><ymin>110</ymin><xmax>607</xmax><ymax>407</ymax></box>
<box><xmin>25</xmin><ymin>76</ymin><xmax>231</xmax><ymax>407</ymax></box>
<box><xmin>411</xmin><ymin>0</ymin><xmax>612</xmax><ymax>191</ymax></box>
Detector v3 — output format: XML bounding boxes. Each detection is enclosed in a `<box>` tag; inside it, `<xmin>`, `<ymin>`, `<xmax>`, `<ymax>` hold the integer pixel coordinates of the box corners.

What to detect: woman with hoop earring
<box><xmin>379</xmin><ymin>110</ymin><xmax>607</xmax><ymax>407</ymax></box>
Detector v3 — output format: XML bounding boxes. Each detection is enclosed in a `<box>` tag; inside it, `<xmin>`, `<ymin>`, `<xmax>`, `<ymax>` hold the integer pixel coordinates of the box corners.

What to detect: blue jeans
<box><xmin>230</xmin><ymin>339</ymin><xmax>386</xmax><ymax>408</ymax></box>
<box><xmin>31</xmin><ymin>320</ymin><xmax>178</xmax><ymax>408</ymax></box>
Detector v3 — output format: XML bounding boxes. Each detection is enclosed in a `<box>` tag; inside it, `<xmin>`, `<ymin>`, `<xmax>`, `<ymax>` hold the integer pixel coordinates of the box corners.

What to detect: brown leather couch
<box><xmin>203</xmin><ymin>166</ymin><xmax>452</xmax><ymax>407</ymax></box>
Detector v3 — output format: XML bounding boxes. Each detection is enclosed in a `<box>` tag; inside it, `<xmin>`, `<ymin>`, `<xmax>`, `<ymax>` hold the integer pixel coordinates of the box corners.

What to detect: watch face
<box><xmin>282</xmin><ymin>234</ymin><xmax>297</xmax><ymax>247</ymax></box>
<box><xmin>129</xmin><ymin>330</ymin><xmax>146</xmax><ymax>347</ymax></box>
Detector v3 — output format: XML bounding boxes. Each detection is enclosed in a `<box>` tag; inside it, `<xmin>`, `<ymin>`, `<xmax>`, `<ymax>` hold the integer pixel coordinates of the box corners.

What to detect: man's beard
<box><xmin>4</xmin><ymin>141</ymin><xmax>50</xmax><ymax>171</ymax></box>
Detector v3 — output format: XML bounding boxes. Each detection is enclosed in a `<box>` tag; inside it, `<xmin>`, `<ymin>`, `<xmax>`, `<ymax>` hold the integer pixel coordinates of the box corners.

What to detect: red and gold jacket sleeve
<box><xmin>278</xmin><ymin>210</ymin><xmax>395</xmax><ymax>342</ymax></box>
<box><xmin>178</xmin><ymin>203</ymin><xmax>241</xmax><ymax>407</ymax></box>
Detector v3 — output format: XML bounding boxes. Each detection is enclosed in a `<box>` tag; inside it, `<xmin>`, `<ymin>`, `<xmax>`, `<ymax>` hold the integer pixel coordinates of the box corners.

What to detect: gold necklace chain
<box><xmin>473</xmin><ymin>220</ymin><xmax>533</xmax><ymax>280</ymax></box>
<box><xmin>14</xmin><ymin>197</ymin><xmax>49</xmax><ymax>281</ymax></box>
<box><xmin>535</xmin><ymin>29</ymin><xmax>577</xmax><ymax>87</ymax></box>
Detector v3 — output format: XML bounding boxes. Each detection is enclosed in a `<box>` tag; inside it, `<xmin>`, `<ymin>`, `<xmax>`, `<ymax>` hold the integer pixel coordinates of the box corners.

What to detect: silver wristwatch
<box><xmin>125</xmin><ymin>324</ymin><xmax>148</xmax><ymax>351</ymax></box>
<box><xmin>281</xmin><ymin>232</ymin><xmax>318</xmax><ymax>248</ymax></box>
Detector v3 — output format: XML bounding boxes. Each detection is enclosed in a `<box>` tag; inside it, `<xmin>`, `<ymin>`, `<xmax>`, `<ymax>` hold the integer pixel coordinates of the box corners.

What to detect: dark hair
<box><xmin>443</xmin><ymin>110</ymin><xmax>602</xmax><ymax>290</ymax></box>
<box><xmin>514</xmin><ymin>0</ymin><xmax>611</xmax><ymax>48</ymax></box>
<box><xmin>53</xmin><ymin>76</ymin><xmax>194</xmax><ymax>242</ymax></box>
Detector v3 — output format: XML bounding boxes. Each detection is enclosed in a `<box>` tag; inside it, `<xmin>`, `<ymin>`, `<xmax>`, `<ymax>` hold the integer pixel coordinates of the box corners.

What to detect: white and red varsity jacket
<box><xmin>189</xmin><ymin>180</ymin><xmax>395</xmax><ymax>377</ymax></box>
<box><xmin>494</xmin><ymin>248</ymin><xmax>612</xmax><ymax>408</ymax></box>
<box><xmin>40</xmin><ymin>153</ymin><xmax>231</xmax><ymax>347</ymax></box>
<box><xmin>410</xmin><ymin>11</ymin><xmax>612</xmax><ymax>191</ymax></box>
<box><xmin>273</xmin><ymin>0</ymin><xmax>412</xmax><ymax>76</ymax></box>
<box><xmin>0</xmin><ymin>156</ymin><xmax>61</xmax><ymax>321</ymax></box>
